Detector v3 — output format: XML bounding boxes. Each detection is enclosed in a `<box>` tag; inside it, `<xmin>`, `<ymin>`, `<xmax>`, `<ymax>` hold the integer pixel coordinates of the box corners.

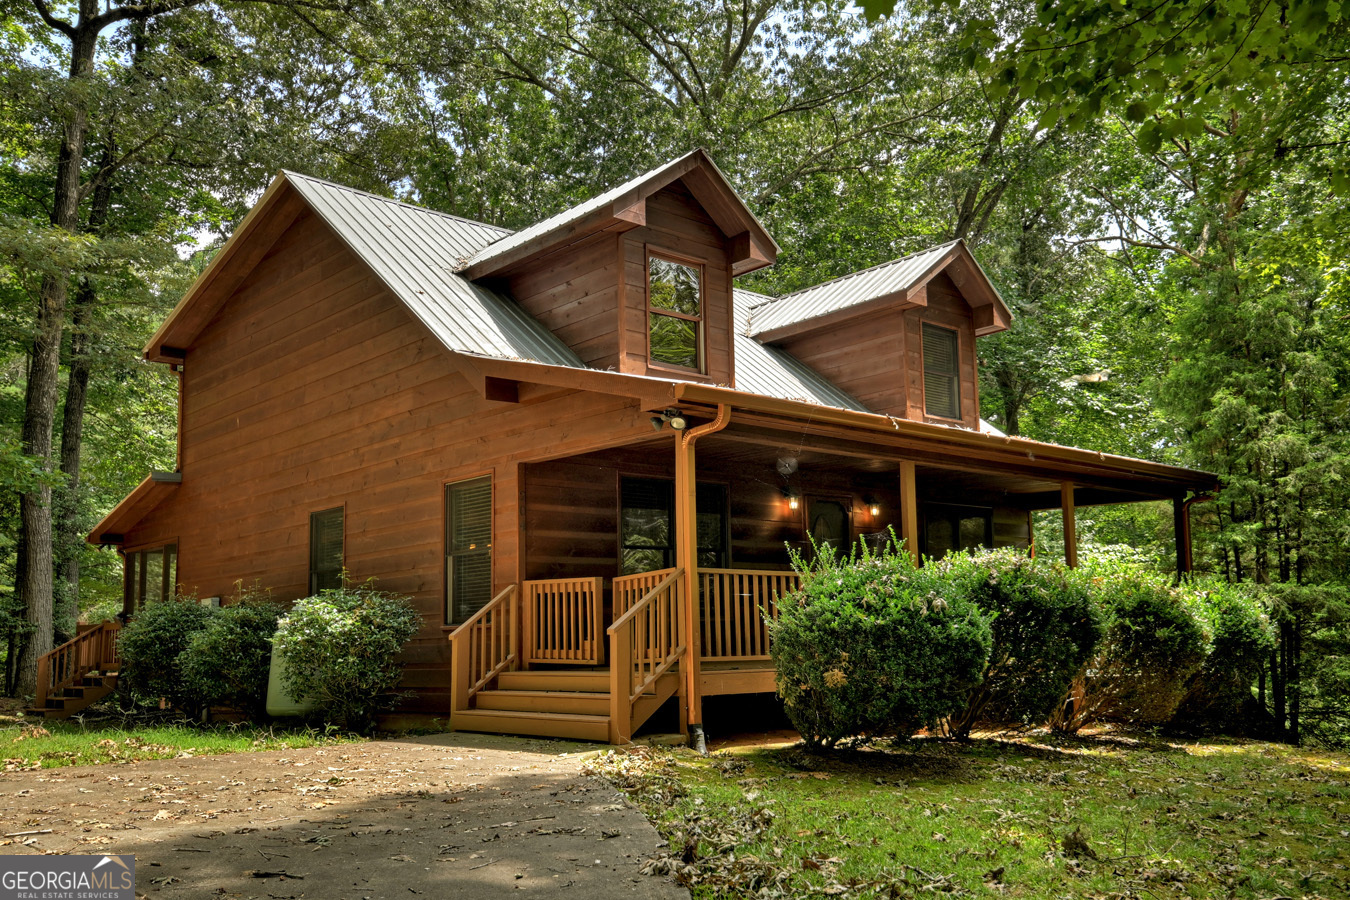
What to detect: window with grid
<box><xmin>309</xmin><ymin>507</ymin><xmax>344</xmax><ymax>594</ymax></box>
<box><xmin>647</xmin><ymin>254</ymin><xmax>703</xmax><ymax>371</ymax></box>
<box><xmin>922</xmin><ymin>322</ymin><xmax>961</xmax><ymax>419</ymax></box>
<box><xmin>123</xmin><ymin>544</ymin><xmax>179</xmax><ymax>612</ymax></box>
<box><xmin>446</xmin><ymin>476</ymin><xmax>493</xmax><ymax>625</ymax></box>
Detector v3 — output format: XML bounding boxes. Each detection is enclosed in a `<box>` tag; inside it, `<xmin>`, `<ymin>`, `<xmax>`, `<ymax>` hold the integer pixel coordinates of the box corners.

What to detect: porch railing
<box><xmin>449</xmin><ymin>584</ymin><xmax>518</xmax><ymax>712</ymax></box>
<box><xmin>699</xmin><ymin>568</ymin><xmax>801</xmax><ymax>662</ymax></box>
<box><xmin>523</xmin><ymin>577</ymin><xmax>605</xmax><ymax>665</ymax></box>
<box><xmin>35</xmin><ymin>620</ymin><xmax>121</xmax><ymax>710</ymax></box>
<box><xmin>609</xmin><ymin>567</ymin><xmax>684</xmax><ymax>743</ymax></box>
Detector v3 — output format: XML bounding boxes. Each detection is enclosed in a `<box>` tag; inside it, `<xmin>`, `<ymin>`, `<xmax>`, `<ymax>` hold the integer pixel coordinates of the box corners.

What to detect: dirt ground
<box><xmin>0</xmin><ymin>732</ymin><xmax>688</xmax><ymax>900</ymax></box>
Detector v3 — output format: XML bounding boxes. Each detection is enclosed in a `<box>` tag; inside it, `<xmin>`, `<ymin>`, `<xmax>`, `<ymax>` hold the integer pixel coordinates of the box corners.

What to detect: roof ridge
<box><xmin>748</xmin><ymin>239</ymin><xmax>961</xmax><ymax>311</ymax></box>
<box><xmin>281</xmin><ymin>170</ymin><xmax>513</xmax><ymax>235</ymax></box>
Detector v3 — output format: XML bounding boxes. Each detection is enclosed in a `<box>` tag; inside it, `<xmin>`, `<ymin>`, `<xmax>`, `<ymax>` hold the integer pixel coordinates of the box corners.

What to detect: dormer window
<box><xmin>922</xmin><ymin>322</ymin><xmax>961</xmax><ymax>419</ymax></box>
<box><xmin>647</xmin><ymin>253</ymin><xmax>703</xmax><ymax>371</ymax></box>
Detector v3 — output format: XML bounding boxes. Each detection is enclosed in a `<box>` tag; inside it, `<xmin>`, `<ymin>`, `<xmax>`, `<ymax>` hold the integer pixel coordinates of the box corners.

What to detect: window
<box><xmin>647</xmin><ymin>254</ymin><xmax>703</xmax><ymax>370</ymax></box>
<box><xmin>923</xmin><ymin>504</ymin><xmax>991</xmax><ymax>560</ymax></box>
<box><xmin>806</xmin><ymin>498</ymin><xmax>850</xmax><ymax>552</ymax></box>
<box><xmin>309</xmin><ymin>507</ymin><xmax>344</xmax><ymax>594</ymax></box>
<box><xmin>123</xmin><ymin>544</ymin><xmax>178</xmax><ymax>613</ymax></box>
<box><xmin>922</xmin><ymin>322</ymin><xmax>961</xmax><ymax>419</ymax></box>
<box><xmin>620</xmin><ymin>477</ymin><xmax>727</xmax><ymax>575</ymax></box>
<box><xmin>446</xmin><ymin>476</ymin><xmax>493</xmax><ymax>624</ymax></box>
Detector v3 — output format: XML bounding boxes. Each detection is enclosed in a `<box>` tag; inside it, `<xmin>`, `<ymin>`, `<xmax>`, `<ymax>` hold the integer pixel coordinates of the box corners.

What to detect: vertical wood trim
<box><xmin>899</xmin><ymin>461</ymin><xmax>919</xmax><ymax>564</ymax></box>
<box><xmin>615</xmin><ymin>233</ymin><xmax>627</xmax><ymax>367</ymax></box>
<box><xmin>175</xmin><ymin>365</ymin><xmax>185</xmax><ymax>471</ymax></box>
<box><xmin>1061</xmin><ymin>482</ymin><xmax>1078</xmax><ymax>568</ymax></box>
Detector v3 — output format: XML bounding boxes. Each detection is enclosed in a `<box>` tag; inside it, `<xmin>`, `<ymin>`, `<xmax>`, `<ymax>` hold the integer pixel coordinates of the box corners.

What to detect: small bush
<box><xmin>1172</xmin><ymin>580</ymin><xmax>1275</xmax><ymax>733</ymax></box>
<box><xmin>1053</xmin><ymin>561</ymin><xmax>1207</xmax><ymax>732</ymax></box>
<box><xmin>179</xmin><ymin>583</ymin><xmax>285</xmax><ymax>720</ymax></box>
<box><xmin>770</xmin><ymin>539</ymin><xmax>992</xmax><ymax>748</ymax></box>
<box><xmin>117</xmin><ymin>598</ymin><xmax>215</xmax><ymax>714</ymax></box>
<box><xmin>943</xmin><ymin>550</ymin><xmax>1103</xmax><ymax>737</ymax></box>
<box><xmin>271</xmin><ymin>580</ymin><xmax>421</xmax><ymax>733</ymax></box>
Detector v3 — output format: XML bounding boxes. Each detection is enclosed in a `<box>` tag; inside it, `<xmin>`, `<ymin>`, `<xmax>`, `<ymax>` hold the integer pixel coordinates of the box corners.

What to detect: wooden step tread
<box><xmin>451</xmin><ymin>708</ymin><xmax>610</xmax><ymax>742</ymax></box>
<box><xmin>475</xmin><ymin>689</ymin><xmax>610</xmax><ymax>716</ymax></box>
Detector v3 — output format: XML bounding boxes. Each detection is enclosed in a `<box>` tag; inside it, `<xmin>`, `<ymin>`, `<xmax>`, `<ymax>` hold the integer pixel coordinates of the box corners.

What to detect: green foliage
<box><xmin>1172</xmin><ymin>580</ymin><xmax>1276</xmax><ymax>734</ymax></box>
<box><xmin>942</xmin><ymin>550</ymin><xmax>1102</xmax><ymax>737</ymax></box>
<box><xmin>178</xmin><ymin>584</ymin><xmax>284</xmax><ymax>720</ymax></box>
<box><xmin>271</xmin><ymin>580</ymin><xmax>421</xmax><ymax>733</ymax></box>
<box><xmin>116</xmin><ymin>598</ymin><xmax>214</xmax><ymax>713</ymax></box>
<box><xmin>770</xmin><ymin>539</ymin><xmax>993</xmax><ymax>748</ymax></box>
<box><xmin>1055</xmin><ymin>562</ymin><xmax>1207</xmax><ymax>732</ymax></box>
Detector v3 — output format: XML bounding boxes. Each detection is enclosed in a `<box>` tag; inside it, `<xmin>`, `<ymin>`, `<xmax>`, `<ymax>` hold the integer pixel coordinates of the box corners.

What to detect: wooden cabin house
<box><xmin>67</xmin><ymin>150</ymin><xmax>1215</xmax><ymax>741</ymax></box>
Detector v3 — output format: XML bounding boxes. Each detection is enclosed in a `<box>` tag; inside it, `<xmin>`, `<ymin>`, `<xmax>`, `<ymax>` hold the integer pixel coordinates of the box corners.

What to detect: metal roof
<box><xmin>285</xmin><ymin>172</ymin><xmax>587</xmax><ymax>369</ymax></box>
<box><xmin>745</xmin><ymin>240</ymin><xmax>962</xmax><ymax>337</ymax></box>
<box><xmin>732</xmin><ymin>290</ymin><xmax>870</xmax><ymax>412</ymax></box>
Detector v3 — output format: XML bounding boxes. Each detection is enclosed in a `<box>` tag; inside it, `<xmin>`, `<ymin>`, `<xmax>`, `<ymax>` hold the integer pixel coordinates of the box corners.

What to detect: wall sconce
<box><xmin>787</xmin><ymin>493</ymin><xmax>800</xmax><ymax>511</ymax></box>
<box><xmin>866</xmin><ymin>497</ymin><xmax>881</xmax><ymax>518</ymax></box>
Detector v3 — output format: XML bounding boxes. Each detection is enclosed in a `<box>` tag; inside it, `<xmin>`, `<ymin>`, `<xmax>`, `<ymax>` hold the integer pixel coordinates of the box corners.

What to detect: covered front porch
<box><xmin>447</xmin><ymin>393</ymin><xmax>1212</xmax><ymax>745</ymax></box>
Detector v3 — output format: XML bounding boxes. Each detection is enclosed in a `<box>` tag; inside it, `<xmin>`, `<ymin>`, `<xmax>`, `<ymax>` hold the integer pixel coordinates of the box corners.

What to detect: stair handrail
<box><xmin>35</xmin><ymin>619</ymin><xmax>122</xmax><ymax>710</ymax></box>
<box><xmin>608</xmin><ymin>567</ymin><xmax>684</xmax><ymax>743</ymax></box>
<box><xmin>449</xmin><ymin>584</ymin><xmax>519</xmax><ymax>715</ymax></box>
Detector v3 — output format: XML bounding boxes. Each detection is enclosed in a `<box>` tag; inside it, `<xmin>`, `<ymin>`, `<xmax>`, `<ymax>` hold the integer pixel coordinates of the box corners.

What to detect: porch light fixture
<box><xmin>867</xmin><ymin>498</ymin><xmax>881</xmax><ymax>518</ymax></box>
<box><xmin>788</xmin><ymin>493</ymin><xmax>800</xmax><ymax>511</ymax></box>
<box><xmin>650</xmin><ymin>409</ymin><xmax>689</xmax><ymax>431</ymax></box>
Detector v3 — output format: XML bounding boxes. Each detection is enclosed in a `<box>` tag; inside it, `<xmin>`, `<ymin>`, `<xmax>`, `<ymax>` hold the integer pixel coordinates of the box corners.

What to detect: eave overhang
<box><xmin>87</xmin><ymin>471</ymin><xmax>182</xmax><ymax>546</ymax></box>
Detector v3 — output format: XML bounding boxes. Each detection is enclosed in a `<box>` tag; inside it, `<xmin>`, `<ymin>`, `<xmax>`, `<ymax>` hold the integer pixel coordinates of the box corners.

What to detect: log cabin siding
<box><xmin>505</xmin><ymin>232</ymin><xmax>621</xmax><ymax>369</ymax></box>
<box><xmin>618</xmin><ymin>182</ymin><xmax>735</xmax><ymax>384</ymax></box>
<box><xmin>119</xmin><ymin>211</ymin><xmax>662</xmax><ymax>711</ymax></box>
<box><xmin>772</xmin><ymin>272</ymin><xmax>979</xmax><ymax>430</ymax></box>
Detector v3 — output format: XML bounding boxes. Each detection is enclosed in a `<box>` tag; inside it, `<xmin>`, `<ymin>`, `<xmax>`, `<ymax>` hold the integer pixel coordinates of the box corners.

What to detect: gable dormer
<box><xmin>745</xmin><ymin>241</ymin><xmax>1011</xmax><ymax>430</ymax></box>
<box><xmin>460</xmin><ymin>150</ymin><xmax>777</xmax><ymax>384</ymax></box>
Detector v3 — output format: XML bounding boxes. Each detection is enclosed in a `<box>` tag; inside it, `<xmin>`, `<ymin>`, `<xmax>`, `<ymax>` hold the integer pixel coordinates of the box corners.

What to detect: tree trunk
<box><xmin>14</xmin><ymin>23</ymin><xmax>99</xmax><ymax>697</ymax></box>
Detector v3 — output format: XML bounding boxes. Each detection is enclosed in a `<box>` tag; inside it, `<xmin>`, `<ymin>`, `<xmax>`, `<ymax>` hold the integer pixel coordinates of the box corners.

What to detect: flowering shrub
<box><xmin>179</xmin><ymin>583</ymin><xmax>284</xmax><ymax>719</ymax></box>
<box><xmin>271</xmin><ymin>580</ymin><xmax>421</xmax><ymax>733</ymax></box>
<box><xmin>943</xmin><ymin>550</ymin><xmax>1103</xmax><ymax>737</ymax></box>
<box><xmin>769</xmin><ymin>539</ymin><xmax>992</xmax><ymax>748</ymax></box>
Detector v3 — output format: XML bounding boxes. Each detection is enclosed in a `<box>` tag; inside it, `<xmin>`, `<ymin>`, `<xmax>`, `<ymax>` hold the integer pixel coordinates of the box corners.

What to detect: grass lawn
<box><xmin>590</xmin><ymin>730</ymin><xmax>1350</xmax><ymax>899</ymax></box>
<box><xmin>2</xmin><ymin>718</ymin><xmax>362</xmax><ymax>770</ymax></box>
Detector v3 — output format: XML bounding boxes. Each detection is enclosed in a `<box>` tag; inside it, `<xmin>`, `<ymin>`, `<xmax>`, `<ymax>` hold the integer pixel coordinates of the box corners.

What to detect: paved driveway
<box><xmin>0</xmin><ymin>732</ymin><xmax>686</xmax><ymax>899</ymax></box>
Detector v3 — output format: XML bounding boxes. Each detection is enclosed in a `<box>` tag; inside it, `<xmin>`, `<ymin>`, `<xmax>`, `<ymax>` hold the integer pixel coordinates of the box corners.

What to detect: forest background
<box><xmin>1</xmin><ymin>0</ymin><xmax>1346</xmax><ymax>743</ymax></box>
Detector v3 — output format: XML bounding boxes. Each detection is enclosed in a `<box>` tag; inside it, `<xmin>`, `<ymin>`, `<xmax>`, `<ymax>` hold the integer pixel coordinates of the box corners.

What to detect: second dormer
<box><xmin>744</xmin><ymin>241</ymin><xmax>1012</xmax><ymax>430</ymax></box>
<box><xmin>460</xmin><ymin>150</ymin><xmax>777</xmax><ymax>385</ymax></box>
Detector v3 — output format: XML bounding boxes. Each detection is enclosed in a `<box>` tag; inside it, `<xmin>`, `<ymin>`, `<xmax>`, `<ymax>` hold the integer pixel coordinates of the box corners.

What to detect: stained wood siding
<box><xmin>505</xmin><ymin>232</ymin><xmax>621</xmax><ymax>369</ymax></box>
<box><xmin>771</xmin><ymin>272</ymin><xmax>979</xmax><ymax>430</ymax></box>
<box><xmin>619</xmin><ymin>182</ymin><xmax>735</xmax><ymax>384</ymax></box>
<box><xmin>120</xmin><ymin>210</ymin><xmax>660</xmax><ymax>712</ymax></box>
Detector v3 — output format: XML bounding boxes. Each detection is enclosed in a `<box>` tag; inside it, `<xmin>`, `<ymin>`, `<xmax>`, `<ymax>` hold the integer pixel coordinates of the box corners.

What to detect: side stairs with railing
<box><xmin>26</xmin><ymin>620</ymin><xmax>123</xmax><ymax>718</ymax></box>
<box><xmin>447</xmin><ymin>574</ymin><xmax>682</xmax><ymax>743</ymax></box>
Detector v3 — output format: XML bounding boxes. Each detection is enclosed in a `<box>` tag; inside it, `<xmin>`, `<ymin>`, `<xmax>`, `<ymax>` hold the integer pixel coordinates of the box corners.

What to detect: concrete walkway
<box><xmin>0</xmin><ymin>732</ymin><xmax>687</xmax><ymax>899</ymax></box>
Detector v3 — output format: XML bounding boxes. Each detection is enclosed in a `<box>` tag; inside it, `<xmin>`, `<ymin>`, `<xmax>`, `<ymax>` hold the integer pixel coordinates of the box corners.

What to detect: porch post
<box><xmin>674</xmin><ymin>434</ymin><xmax>702</xmax><ymax>732</ymax></box>
<box><xmin>1061</xmin><ymin>481</ymin><xmax>1078</xmax><ymax>568</ymax></box>
<box><xmin>899</xmin><ymin>460</ymin><xmax>919</xmax><ymax>565</ymax></box>
<box><xmin>1173</xmin><ymin>496</ymin><xmax>1191</xmax><ymax>579</ymax></box>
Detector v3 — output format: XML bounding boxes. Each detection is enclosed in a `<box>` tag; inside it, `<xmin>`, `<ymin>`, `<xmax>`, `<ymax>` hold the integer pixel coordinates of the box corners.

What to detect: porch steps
<box><xmin>26</xmin><ymin>672</ymin><xmax>118</xmax><ymax>719</ymax></box>
<box><xmin>452</xmin><ymin>669</ymin><xmax>679</xmax><ymax>743</ymax></box>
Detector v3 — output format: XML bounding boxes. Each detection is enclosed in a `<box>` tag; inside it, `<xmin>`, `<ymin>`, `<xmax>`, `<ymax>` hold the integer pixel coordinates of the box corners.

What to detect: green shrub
<box><xmin>943</xmin><ymin>550</ymin><xmax>1103</xmax><ymax>737</ymax></box>
<box><xmin>178</xmin><ymin>583</ymin><xmax>284</xmax><ymax>720</ymax></box>
<box><xmin>271</xmin><ymin>580</ymin><xmax>421</xmax><ymax>733</ymax></box>
<box><xmin>769</xmin><ymin>539</ymin><xmax>992</xmax><ymax>748</ymax></box>
<box><xmin>1171</xmin><ymin>580</ymin><xmax>1275</xmax><ymax>733</ymax></box>
<box><xmin>1053</xmin><ymin>561</ymin><xmax>1207</xmax><ymax>732</ymax></box>
<box><xmin>117</xmin><ymin>598</ymin><xmax>215</xmax><ymax>714</ymax></box>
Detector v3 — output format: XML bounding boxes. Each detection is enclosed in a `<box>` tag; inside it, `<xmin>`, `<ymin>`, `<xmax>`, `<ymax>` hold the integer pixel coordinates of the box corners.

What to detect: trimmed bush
<box><xmin>1052</xmin><ymin>561</ymin><xmax>1207</xmax><ymax>732</ymax></box>
<box><xmin>769</xmin><ymin>540</ymin><xmax>992</xmax><ymax>748</ymax></box>
<box><xmin>179</xmin><ymin>583</ymin><xmax>285</xmax><ymax>720</ymax></box>
<box><xmin>271</xmin><ymin>580</ymin><xmax>421</xmax><ymax>733</ymax></box>
<box><xmin>943</xmin><ymin>550</ymin><xmax>1103</xmax><ymax>737</ymax></box>
<box><xmin>117</xmin><ymin>598</ymin><xmax>215</xmax><ymax>714</ymax></box>
<box><xmin>1172</xmin><ymin>580</ymin><xmax>1275</xmax><ymax>733</ymax></box>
